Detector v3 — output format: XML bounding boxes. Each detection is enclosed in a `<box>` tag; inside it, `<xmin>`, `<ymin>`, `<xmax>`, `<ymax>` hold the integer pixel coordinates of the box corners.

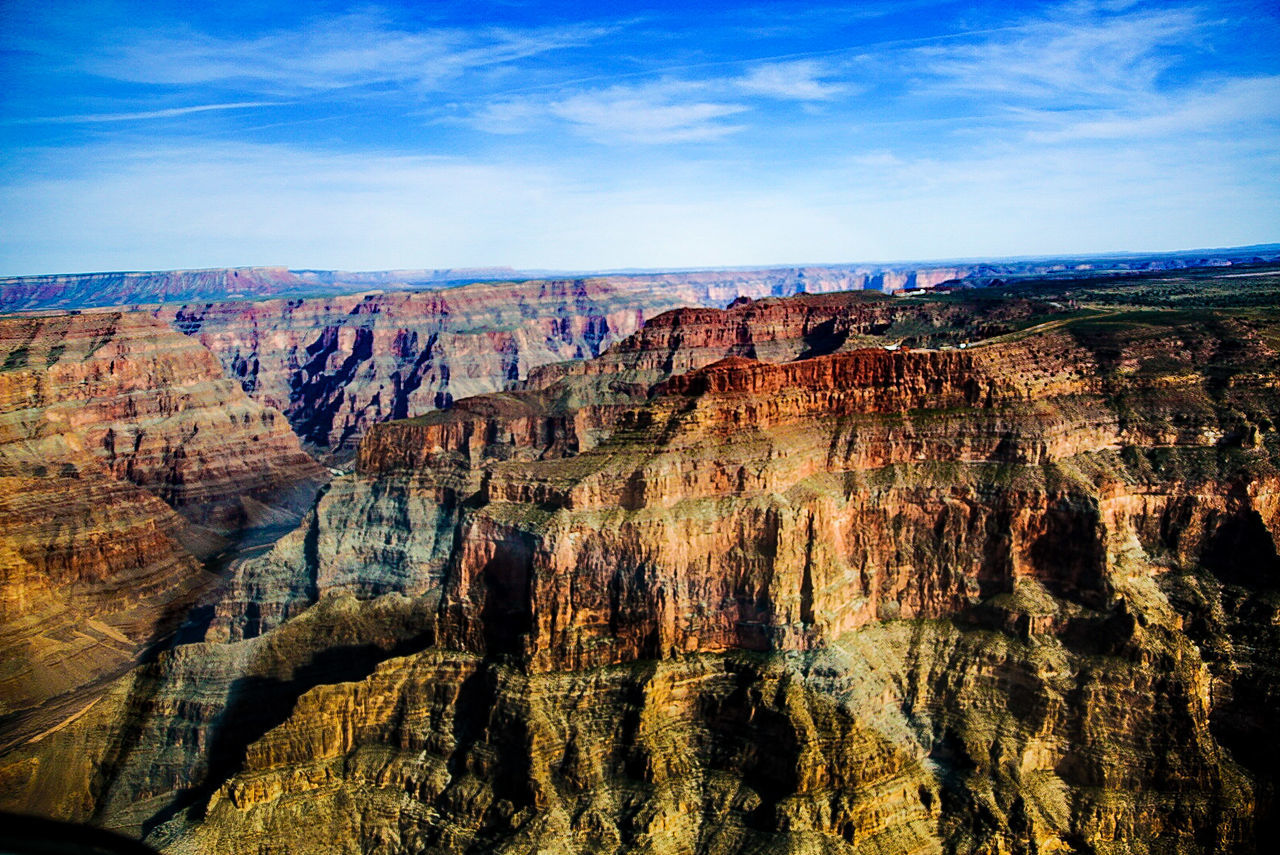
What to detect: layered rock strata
<box><xmin>0</xmin><ymin>267</ymin><xmax>325</xmax><ymax>312</ymax></box>
<box><xmin>3</xmin><ymin>298</ymin><xmax>1279</xmax><ymax>853</ymax></box>
<box><xmin>0</xmin><ymin>311</ymin><xmax>325</xmax><ymax>738</ymax></box>
<box><xmin>0</xmin><ymin>264</ymin><xmax>962</xmax><ymax>316</ymax></box>
<box><xmin>5</xmin><ymin>247</ymin><xmax>1275</xmax><ymax>315</ymax></box>
<box><xmin>148</xmin><ymin>280</ymin><xmax>668</xmax><ymax>455</ymax></box>
<box><xmin>158</xmin><ymin>287</ymin><xmax>1060</xmax><ymax>456</ymax></box>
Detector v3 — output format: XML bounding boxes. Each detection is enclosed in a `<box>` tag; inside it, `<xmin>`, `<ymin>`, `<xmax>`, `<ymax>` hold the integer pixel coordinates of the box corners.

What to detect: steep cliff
<box><xmin>0</xmin><ymin>311</ymin><xmax>326</xmax><ymax>743</ymax></box>
<box><xmin>4</xmin><ymin>293</ymin><xmax>1279</xmax><ymax>854</ymax></box>
<box><xmin>148</xmin><ymin>279</ymin><xmax>665</xmax><ymax>455</ymax></box>
<box><xmin>158</xmin><ymin>284</ymin><xmax>1060</xmax><ymax>457</ymax></box>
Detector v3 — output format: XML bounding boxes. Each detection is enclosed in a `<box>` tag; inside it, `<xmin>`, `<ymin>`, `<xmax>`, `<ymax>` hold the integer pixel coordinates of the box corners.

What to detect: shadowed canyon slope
<box><xmin>149</xmin><ymin>279</ymin><xmax>671</xmax><ymax>455</ymax></box>
<box><xmin>148</xmin><ymin>273</ymin><xmax>979</xmax><ymax>455</ymax></box>
<box><xmin>2</xmin><ymin>270</ymin><xmax>1279</xmax><ymax>854</ymax></box>
<box><xmin>145</xmin><ymin>277</ymin><xmax>1063</xmax><ymax>457</ymax></box>
<box><xmin>0</xmin><ymin>312</ymin><xmax>325</xmax><ymax>745</ymax></box>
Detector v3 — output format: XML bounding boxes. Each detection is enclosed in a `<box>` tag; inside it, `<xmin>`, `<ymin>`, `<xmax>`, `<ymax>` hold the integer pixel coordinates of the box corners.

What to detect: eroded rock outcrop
<box><xmin>4</xmin><ymin>296</ymin><xmax>1279</xmax><ymax>854</ymax></box>
<box><xmin>148</xmin><ymin>279</ymin><xmax>1044</xmax><ymax>456</ymax></box>
<box><xmin>150</xmin><ymin>280</ymin><xmax>669</xmax><ymax>455</ymax></box>
<box><xmin>0</xmin><ymin>311</ymin><xmax>325</xmax><ymax>739</ymax></box>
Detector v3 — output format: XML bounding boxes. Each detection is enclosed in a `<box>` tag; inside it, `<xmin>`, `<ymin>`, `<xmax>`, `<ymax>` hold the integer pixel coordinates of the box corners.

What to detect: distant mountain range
<box><xmin>2</xmin><ymin>244</ymin><xmax>1277</xmax><ymax>313</ymax></box>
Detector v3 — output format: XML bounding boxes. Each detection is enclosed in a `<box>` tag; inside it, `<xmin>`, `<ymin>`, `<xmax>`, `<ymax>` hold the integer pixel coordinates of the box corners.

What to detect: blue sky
<box><xmin>1</xmin><ymin>0</ymin><xmax>1278</xmax><ymax>275</ymax></box>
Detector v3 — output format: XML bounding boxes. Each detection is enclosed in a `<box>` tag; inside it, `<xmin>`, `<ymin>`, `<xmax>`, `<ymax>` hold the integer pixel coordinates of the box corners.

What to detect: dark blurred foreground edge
<box><xmin>0</xmin><ymin>814</ymin><xmax>159</xmax><ymax>855</ymax></box>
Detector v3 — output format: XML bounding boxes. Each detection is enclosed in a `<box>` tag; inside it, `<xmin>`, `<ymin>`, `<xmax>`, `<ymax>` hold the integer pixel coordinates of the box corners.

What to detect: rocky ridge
<box><xmin>12</xmin><ymin>258</ymin><xmax>1267</xmax><ymax>458</ymax></box>
<box><xmin>5</xmin><ymin>245</ymin><xmax>1277</xmax><ymax>315</ymax></box>
<box><xmin>0</xmin><ymin>267</ymin><xmax>326</xmax><ymax>312</ymax></box>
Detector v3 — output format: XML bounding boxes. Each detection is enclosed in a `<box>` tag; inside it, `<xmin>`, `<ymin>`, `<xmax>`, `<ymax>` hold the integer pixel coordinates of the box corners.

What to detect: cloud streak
<box><xmin>900</xmin><ymin>1</ymin><xmax>1280</xmax><ymax>143</ymax></box>
<box><xmin>472</xmin><ymin>79</ymin><xmax>751</xmax><ymax>144</ymax></box>
<box><xmin>734</xmin><ymin>60</ymin><xmax>849</xmax><ymax>100</ymax></box>
<box><xmin>549</xmin><ymin>86</ymin><xmax>748</xmax><ymax>144</ymax></box>
<box><xmin>80</xmin><ymin>10</ymin><xmax>612</xmax><ymax>94</ymax></box>
<box><xmin>467</xmin><ymin>60</ymin><xmax>848</xmax><ymax>144</ymax></box>
<box><xmin>10</xmin><ymin>101</ymin><xmax>283</xmax><ymax>124</ymax></box>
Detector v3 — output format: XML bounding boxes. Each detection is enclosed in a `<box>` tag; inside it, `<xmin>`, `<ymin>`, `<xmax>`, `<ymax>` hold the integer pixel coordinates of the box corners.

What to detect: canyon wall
<box><xmin>154</xmin><ymin>285</ymin><xmax>1056</xmax><ymax>457</ymax></box>
<box><xmin>0</xmin><ymin>267</ymin><xmax>330</xmax><ymax>312</ymax></box>
<box><xmin>0</xmin><ymin>264</ymin><xmax>962</xmax><ymax>315</ymax></box>
<box><xmin>147</xmin><ymin>279</ymin><xmax>672</xmax><ymax>455</ymax></box>
<box><xmin>11</xmin><ymin>258</ymin><xmax>1263</xmax><ymax>459</ymax></box>
<box><xmin>0</xmin><ymin>311</ymin><xmax>325</xmax><ymax>746</ymax></box>
<box><xmin>4</xmin><ymin>294</ymin><xmax>1277</xmax><ymax>853</ymax></box>
<box><xmin>5</xmin><ymin>245</ymin><xmax>1275</xmax><ymax>315</ymax></box>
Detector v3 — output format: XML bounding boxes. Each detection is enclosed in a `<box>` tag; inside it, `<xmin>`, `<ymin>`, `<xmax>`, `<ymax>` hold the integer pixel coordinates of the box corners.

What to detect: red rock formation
<box><xmin>0</xmin><ymin>311</ymin><xmax>324</xmax><ymax>530</ymax></box>
<box><xmin>149</xmin><ymin>280</ymin><xmax>673</xmax><ymax>454</ymax></box>
<box><xmin>0</xmin><ymin>311</ymin><xmax>325</xmax><ymax>738</ymax></box>
<box><xmin>148</xmin><ymin>281</ymin><xmax>1059</xmax><ymax>456</ymax></box>
<box><xmin>137</xmin><ymin>303</ymin><xmax>1274</xmax><ymax>853</ymax></box>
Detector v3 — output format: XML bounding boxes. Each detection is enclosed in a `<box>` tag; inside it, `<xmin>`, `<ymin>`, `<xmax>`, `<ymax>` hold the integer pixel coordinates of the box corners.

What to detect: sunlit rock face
<box><xmin>0</xmin><ymin>311</ymin><xmax>325</xmax><ymax>737</ymax></box>
<box><xmin>3</xmin><ymin>291</ymin><xmax>1279</xmax><ymax>854</ymax></box>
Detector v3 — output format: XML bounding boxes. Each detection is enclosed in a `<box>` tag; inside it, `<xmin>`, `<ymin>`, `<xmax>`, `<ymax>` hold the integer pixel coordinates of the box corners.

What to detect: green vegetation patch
<box><xmin>2</xmin><ymin>345</ymin><xmax>29</xmax><ymax>371</ymax></box>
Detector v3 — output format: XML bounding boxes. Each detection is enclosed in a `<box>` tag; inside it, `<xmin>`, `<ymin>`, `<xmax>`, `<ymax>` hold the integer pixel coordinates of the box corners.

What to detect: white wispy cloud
<box><xmin>547</xmin><ymin>84</ymin><xmax>748</xmax><ymax>144</ymax></box>
<box><xmin>896</xmin><ymin>0</ymin><xmax>1280</xmax><ymax>156</ymax></box>
<box><xmin>915</xmin><ymin>1</ymin><xmax>1205</xmax><ymax>102</ymax></box>
<box><xmin>10</xmin><ymin>101</ymin><xmax>282</xmax><ymax>124</ymax></box>
<box><xmin>1023</xmin><ymin>75</ymin><xmax>1280</xmax><ymax>142</ymax></box>
<box><xmin>467</xmin><ymin>60</ymin><xmax>848</xmax><ymax>144</ymax></box>
<box><xmin>471</xmin><ymin>80</ymin><xmax>749</xmax><ymax>144</ymax></box>
<box><xmin>734</xmin><ymin>60</ymin><xmax>848</xmax><ymax>100</ymax></box>
<box><xmin>81</xmin><ymin>10</ymin><xmax>611</xmax><ymax>94</ymax></box>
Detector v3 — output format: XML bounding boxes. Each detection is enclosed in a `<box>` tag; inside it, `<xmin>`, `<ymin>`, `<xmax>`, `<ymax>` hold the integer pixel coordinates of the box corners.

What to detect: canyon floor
<box><xmin>2</xmin><ymin>262</ymin><xmax>1279</xmax><ymax>854</ymax></box>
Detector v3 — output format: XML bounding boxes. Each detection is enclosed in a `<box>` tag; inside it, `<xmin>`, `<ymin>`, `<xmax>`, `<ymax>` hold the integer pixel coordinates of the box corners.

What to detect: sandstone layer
<box><xmin>3</xmin><ymin>292</ymin><xmax>1279</xmax><ymax>854</ymax></box>
<box><xmin>0</xmin><ymin>311</ymin><xmax>326</xmax><ymax>741</ymax></box>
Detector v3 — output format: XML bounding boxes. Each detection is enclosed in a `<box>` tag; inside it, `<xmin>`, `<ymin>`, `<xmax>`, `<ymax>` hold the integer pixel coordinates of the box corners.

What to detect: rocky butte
<box><xmin>0</xmin><ymin>265</ymin><xmax>1279</xmax><ymax>854</ymax></box>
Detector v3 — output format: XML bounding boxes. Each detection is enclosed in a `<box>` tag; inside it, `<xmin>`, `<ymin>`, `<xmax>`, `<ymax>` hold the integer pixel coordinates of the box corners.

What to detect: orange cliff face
<box><xmin>0</xmin><ymin>311</ymin><xmax>325</xmax><ymax>737</ymax></box>
<box><xmin>346</xmin><ymin>330</ymin><xmax>1122</xmax><ymax>671</ymax></box>
<box><xmin>521</xmin><ymin>290</ymin><xmax>1051</xmax><ymax>388</ymax></box>
<box><xmin>337</xmin><ymin>305</ymin><xmax>1274</xmax><ymax>675</ymax></box>
<box><xmin>146</xmin><ymin>302</ymin><xmax>1276</xmax><ymax>853</ymax></box>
